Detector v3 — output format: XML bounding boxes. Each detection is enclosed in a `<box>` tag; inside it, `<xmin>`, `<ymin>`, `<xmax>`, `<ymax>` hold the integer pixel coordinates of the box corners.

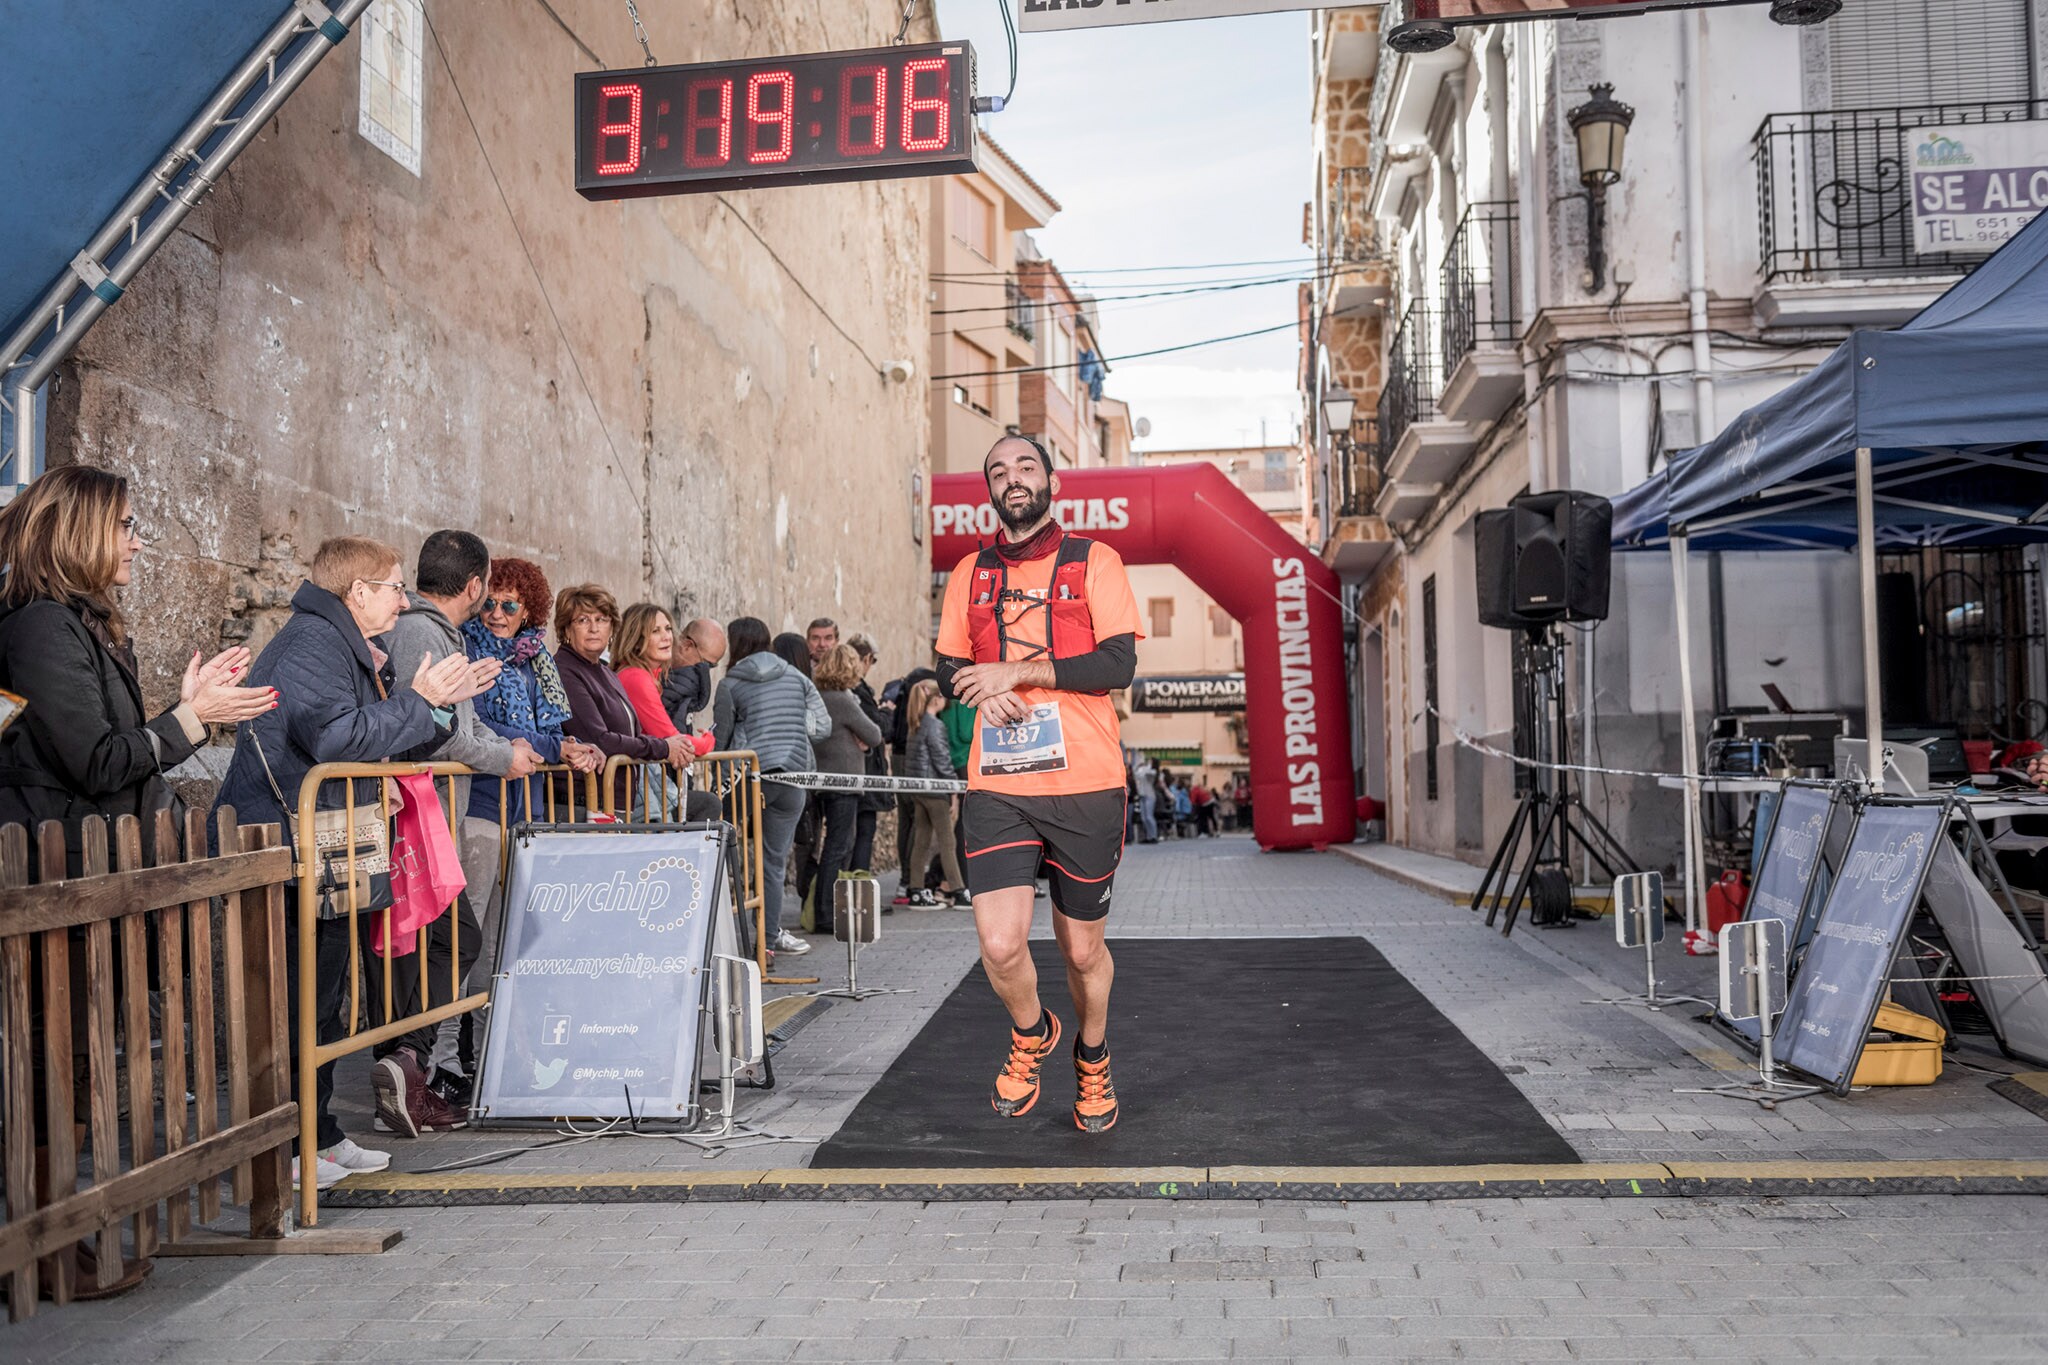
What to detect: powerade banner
<box><xmin>474</xmin><ymin>829</ymin><xmax>724</xmax><ymax>1121</ymax></box>
<box><xmin>1777</xmin><ymin>802</ymin><xmax>1944</xmax><ymax>1093</ymax></box>
<box><xmin>1723</xmin><ymin>782</ymin><xmax>1838</xmax><ymax>1046</ymax></box>
<box><xmin>1131</xmin><ymin>673</ymin><xmax>1246</xmax><ymax>713</ymax></box>
<box><xmin>1909</xmin><ymin>120</ymin><xmax>2048</xmax><ymax>254</ymax></box>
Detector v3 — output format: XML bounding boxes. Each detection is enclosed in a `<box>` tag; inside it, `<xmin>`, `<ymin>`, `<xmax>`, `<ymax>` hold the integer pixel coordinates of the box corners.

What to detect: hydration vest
<box><xmin>964</xmin><ymin>534</ymin><xmax>1100</xmax><ymax>683</ymax></box>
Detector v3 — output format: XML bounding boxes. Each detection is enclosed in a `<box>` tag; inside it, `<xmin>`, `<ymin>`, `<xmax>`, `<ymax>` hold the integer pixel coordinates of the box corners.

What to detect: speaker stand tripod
<box><xmin>1474</xmin><ymin>625</ymin><xmax>1640</xmax><ymax>937</ymax></box>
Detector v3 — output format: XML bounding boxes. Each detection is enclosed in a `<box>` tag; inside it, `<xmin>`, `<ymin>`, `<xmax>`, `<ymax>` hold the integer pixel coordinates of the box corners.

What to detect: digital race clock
<box><xmin>574</xmin><ymin>42</ymin><xmax>979</xmax><ymax>200</ymax></box>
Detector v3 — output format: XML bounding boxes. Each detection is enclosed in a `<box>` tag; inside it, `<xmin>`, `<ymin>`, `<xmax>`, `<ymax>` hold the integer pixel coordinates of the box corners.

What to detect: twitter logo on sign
<box><xmin>532</xmin><ymin>1057</ymin><xmax>567</xmax><ymax>1091</ymax></box>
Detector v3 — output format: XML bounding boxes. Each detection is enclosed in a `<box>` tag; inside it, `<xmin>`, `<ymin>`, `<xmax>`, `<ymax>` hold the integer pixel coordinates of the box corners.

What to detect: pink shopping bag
<box><xmin>374</xmin><ymin>772</ymin><xmax>468</xmax><ymax>957</ymax></box>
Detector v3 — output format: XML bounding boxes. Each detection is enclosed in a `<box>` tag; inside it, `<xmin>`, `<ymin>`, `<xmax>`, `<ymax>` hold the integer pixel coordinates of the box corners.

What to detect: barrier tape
<box><xmin>1421</xmin><ymin>702</ymin><xmax>1715</xmax><ymax>783</ymax></box>
<box><xmin>759</xmin><ymin>770</ymin><xmax>967</xmax><ymax>795</ymax></box>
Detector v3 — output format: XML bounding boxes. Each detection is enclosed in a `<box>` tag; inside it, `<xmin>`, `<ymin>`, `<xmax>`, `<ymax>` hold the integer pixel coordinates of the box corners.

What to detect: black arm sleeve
<box><xmin>935</xmin><ymin>654</ymin><xmax>972</xmax><ymax>703</ymax></box>
<box><xmin>1052</xmin><ymin>632</ymin><xmax>1137</xmax><ymax>696</ymax></box>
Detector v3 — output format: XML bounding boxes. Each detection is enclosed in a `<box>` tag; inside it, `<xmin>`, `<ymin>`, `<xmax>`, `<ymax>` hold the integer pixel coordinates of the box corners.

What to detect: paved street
<box><xmin>14</xmin><ymin>837</ymin><xmax>2048</xmax><ymax>1361</ymax></box>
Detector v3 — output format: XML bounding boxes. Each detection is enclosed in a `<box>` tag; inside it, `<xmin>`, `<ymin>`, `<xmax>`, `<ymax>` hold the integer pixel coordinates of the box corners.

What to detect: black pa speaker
<box><xmin>1475</xmin><ymin>490</ymin><xmax>1613</xmax><ymax>629</ymax></box>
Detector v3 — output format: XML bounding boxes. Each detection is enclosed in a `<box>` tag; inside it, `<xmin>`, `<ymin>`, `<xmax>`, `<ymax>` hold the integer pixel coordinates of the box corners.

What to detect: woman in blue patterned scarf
<box><xmin>461</xmin><ymin>558</ymin><xmax>601</xmax><ymax>832</ymax></box>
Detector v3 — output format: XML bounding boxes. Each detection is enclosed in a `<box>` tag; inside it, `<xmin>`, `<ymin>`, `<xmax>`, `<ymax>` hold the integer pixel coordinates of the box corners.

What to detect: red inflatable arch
<box><xmin>930</xmin><ymin>464</ymin><xmax>1356</xmax><ymax>852</ymax></box>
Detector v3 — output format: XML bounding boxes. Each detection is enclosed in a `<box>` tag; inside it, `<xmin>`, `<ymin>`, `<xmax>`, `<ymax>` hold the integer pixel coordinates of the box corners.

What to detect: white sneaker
<box><xmin>292</xmin><ymin>1155</ymin><xmax>350</xmax><ymax>1190</ymax></box>
<box><xmin>320</xmin><ymin>1138</ymin><xmax>391</xmax><ymax>1173</ymax></box>
<box><xmin>771</xmin><ymin>929</ymin><xmax>812</xmax><ymax>956</ymax></box>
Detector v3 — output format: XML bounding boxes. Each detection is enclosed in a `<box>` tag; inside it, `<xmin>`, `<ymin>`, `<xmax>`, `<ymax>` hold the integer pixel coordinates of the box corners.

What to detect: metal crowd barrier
<box><xmin>597</xmin><ymin>750</ymin><xmax>810</xmax><ymax>985</ymax></box>
<box><xmin>1</xmin><ymin>809</ymin><xmax>296</xmax><ymax>1321</ymax></box>
<box><xmin>290</xmin><ymin>761</ymin><xmax>593</xmax><ymax>1227</ymax></box>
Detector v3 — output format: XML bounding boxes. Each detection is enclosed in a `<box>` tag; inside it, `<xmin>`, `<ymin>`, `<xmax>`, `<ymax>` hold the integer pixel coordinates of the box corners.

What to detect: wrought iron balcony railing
<box><xmin>1440</xmin><ymin>201</ymin><xmax>1518</xmax><ymax>382</ymax></box>
<box><xmin>1005</xmin><ymin>278</ymin><xmax>1034</xmax><ymax>340</ymax></box>
<box><xmin>1377</xmin><ymin>302</ymin><xmax>1441</xmax><ymax>470</ymax></box>
<box><xmin>1753</xmin><ymin>99</ymin><xmax>2048</xmax><ymax>284</ymax></box>
<box><xmin>1333</xmin><ymin>417</ymin><xmax>1382</xmax><ymax>519</ymax></box>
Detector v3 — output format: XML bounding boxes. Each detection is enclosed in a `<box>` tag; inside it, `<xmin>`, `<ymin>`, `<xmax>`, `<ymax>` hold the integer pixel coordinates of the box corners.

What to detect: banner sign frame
<box><xmin>1908</xmin><ymin>119</ymin><xmax>2048</xmax><ymax>256</ymax></box>
<box><xmin>1776</xmin><ymin>797</ymin><xmax>1948</xmax><ymax>1095</ymax></box>
<box><xmin>1722</xmin><ymin>779</ymin><xmax>1845</xmax><ymax>1047</ymax></box>
<box><xmin>473</xmin><ymin>824</ymin><xmax>729</xmax><ymax>1123</ymax></box>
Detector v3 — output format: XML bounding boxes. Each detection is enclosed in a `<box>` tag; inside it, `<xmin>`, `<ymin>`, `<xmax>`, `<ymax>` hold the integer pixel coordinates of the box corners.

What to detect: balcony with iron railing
<box><xmin>1005</xmin><ymin>279</ymin><xmax>1035</xmax><ymax>341</ymax></box>
<box><xmin>1374</xmin><ymin>301</ymin><xmax>1475</xmax><ymax>524</ymax></box>
<box><xmin>1333</xmin><ymin>417</ymin><xmax>1382</xmax><ymax>520</ymax></box>
<box><xmin>1320</xmin><ymin>165</ymin><xmax>1392</xmax><ymax>318</ymax></box>
<box><xmin>1752</xmin><ymin>99</ymin><xmax>2046</xmax><ymax>326</ymax></box>
<box><xmin>1437</xmin><ymin>201</ymin><xmax>1521</xmax><ymax>425</ymax></box>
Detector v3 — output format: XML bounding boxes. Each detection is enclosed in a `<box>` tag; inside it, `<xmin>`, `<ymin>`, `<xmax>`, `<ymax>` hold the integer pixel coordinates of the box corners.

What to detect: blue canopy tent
<box><xmin>1613</xmin><ymin>209</ymin><xmax>2048</xmax><ymax>925</ymax></box>
<box><xmin>0</xmin><ymin>0</ymin><xmax>371</xmax><ymax>485</ymax></box>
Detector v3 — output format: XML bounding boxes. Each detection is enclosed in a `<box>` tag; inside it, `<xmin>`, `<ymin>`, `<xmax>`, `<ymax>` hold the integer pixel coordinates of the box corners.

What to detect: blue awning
<box><xmin>1615</xmin><ymin>209</ymin><xmax>2048</xmax><ymax>551</ymax></box>
<box><xmin>0</xmin><ymin>2</ymin><xmax>337</xmax><ymax>348</ymax></box>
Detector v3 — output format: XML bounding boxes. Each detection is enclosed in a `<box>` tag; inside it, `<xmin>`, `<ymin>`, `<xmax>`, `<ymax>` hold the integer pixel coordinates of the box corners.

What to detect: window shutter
<box><xmin>1828</xmin><ymin>0</ymin><xmax>2032</xmax><ymax>107</ymax></box>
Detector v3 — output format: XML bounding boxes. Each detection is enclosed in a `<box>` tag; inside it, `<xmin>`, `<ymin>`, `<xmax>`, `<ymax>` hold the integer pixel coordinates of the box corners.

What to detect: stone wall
<box><xmin>47</xmin><ymin>0</ymin><xmax>938</xmax><ymax>739</ymax></box>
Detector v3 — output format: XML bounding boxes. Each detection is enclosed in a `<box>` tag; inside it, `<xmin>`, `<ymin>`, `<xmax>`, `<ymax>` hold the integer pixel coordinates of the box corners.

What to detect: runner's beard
<box><xmin>995</xmin><ymin>484</ymin><xmax>1052</xmax><ymax>534</ymax></box>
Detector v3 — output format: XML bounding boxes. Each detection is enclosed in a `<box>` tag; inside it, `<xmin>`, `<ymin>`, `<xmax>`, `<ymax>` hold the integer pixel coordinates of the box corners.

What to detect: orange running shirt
<box><xmin>936</xmin><ymin>538</ymin><xmax>1143</xmax><ymax>797</ymax></box>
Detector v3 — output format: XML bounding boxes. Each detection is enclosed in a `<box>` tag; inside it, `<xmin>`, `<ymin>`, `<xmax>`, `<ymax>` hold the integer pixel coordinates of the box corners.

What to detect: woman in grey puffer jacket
<box><xmin>713</xmin><ymin>617</ymin><xmax>831</xmax><ymax>953</ymax></box>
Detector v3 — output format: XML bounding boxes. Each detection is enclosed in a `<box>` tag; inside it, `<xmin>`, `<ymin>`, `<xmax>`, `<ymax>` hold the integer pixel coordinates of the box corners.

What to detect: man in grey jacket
<box><xmin>370</xmin><ymin>530</ymin><xmax>537</xmax><ymax>1137</ymax></box>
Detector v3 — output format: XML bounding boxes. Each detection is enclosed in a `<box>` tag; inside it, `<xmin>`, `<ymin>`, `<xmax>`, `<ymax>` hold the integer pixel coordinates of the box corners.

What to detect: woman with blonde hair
<box><xmin>613</xmin><ymin>601</ymin><xmax>686</xmax><ymax>744</ymax></box>
<box><xmin>0</xmin><ymin>465</ymin><xmax>276</xmax><ymax>858</ymax></box>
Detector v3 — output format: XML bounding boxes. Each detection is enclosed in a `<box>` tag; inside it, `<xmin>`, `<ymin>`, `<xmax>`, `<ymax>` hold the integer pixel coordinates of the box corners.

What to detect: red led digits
<box><xmin>746</xmin><ymin>70</ymin><xmax>795</xmax><ymax>164</ymax></box>
<box><xmin>900</xmin><ymin>57</ymin><xmax>949</xmax><ymax>153</ymax></box>
<box><xmin>594</xmin><ymin>82</ymin><xmax>642</xmax><ymax>175</ymax></box>
<box><xmin>837</xmin><ymin>63</ymin><xmax>887</xmax><ymax>156</ymax></box>
<box><xmin>683</xmin><ymin>78</ymin><xmax>733</xmax><ymax>167</ymax></box>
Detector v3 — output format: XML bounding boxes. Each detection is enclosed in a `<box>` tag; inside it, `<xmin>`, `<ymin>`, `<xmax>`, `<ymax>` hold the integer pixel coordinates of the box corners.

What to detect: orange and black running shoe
<box><xmin>1073</xmin><ymin>1046</ymin><xmax>1118</xmax><ymax>1132</ymax></box>
<box><xmin>990</xmin><ymin>1011</ymin><xmax>1062</xmax><ymax>1117</ymax></box>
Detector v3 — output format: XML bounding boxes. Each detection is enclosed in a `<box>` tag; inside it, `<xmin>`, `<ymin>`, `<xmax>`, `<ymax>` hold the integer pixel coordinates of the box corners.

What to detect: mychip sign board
<box><xmin>1722</xmin><ymin>782</ymin><xmax>1839</xmax><ymax>1047</ymax></box>
<box><xmin>1775</xmin><ymin>800</ymin><xmax>1945</xmax><ymax>1093</ymax></box>
<box><xmin>474</xmin><ymin>828</ymin><xmax>727</xmax><ymax>1121</ymax></box>
<box><xmin>1909</xmin><ymin>121</ymin><xmax>2048</xmax><ymax>254</ymax></box>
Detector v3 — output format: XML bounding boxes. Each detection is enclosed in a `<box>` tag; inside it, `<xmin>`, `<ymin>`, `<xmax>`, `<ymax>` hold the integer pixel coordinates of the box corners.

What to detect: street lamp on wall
<box><xmin>1564</xmin><ymin>83</ymin><xmax>1635</xmax><ymax>294</ymax></box>
<box><xmin>1320</xmin><ymin>385</ymin><xmax>1358</xmax><ymax>439</ymax></box>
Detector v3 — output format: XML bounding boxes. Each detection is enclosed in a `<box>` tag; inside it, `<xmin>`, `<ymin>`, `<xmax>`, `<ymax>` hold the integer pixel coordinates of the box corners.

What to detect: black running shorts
<box><xmin>962</xmin><ymin>788</ymin><xmax>1127</xmax><ymax>921</ymax></box>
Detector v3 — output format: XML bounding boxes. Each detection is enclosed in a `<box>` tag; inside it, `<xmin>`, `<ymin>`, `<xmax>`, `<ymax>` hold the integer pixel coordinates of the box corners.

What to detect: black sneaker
<box><xmin>430</xmin><ymin>1067</ymin><xmax>473</xmax><ymax>1110</ymax></box>
<box><xmin>948</xmin><ymin>889</ymin><xmax>974</xmax><ymax>909</ymax></box>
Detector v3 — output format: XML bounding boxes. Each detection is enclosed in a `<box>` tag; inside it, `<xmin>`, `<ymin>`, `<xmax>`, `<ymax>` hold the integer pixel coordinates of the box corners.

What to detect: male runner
<box><xmin>936</xmin><ymin>435</ymin><xmax>1141</xmax><ymax>1132</ymax></box>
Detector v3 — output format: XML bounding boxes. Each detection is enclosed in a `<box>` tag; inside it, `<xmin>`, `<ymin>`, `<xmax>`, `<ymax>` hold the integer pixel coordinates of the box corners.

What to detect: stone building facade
<box><xmin>41</xmin><ymin>0</ymin><xmax>941</xmax><ymax>738</ymax></box>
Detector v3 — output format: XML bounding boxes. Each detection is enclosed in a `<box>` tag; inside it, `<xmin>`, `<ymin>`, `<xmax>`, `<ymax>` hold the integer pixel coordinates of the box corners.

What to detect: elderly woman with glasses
<box><xmin>553</xmin><ymin>585</ymin><xmax>693</xmax><ymax>808</ymax></box>
<box><xmin>212</xmin><ymin>534</ymin><xmax>494</xmax><ymax>1192</ymax></box>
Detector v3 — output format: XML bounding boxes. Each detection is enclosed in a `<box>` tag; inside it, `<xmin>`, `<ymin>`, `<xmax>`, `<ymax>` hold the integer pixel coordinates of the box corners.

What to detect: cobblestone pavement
<box><xmin>15</xmin><ymin>838</ymin><xmax>2048</xmax><ymax>1361</ymax></box>
<box><xmin>16</xmin><ymin>1193</ymin><xmax>2048</xmax><ymax>1361</ymax></box>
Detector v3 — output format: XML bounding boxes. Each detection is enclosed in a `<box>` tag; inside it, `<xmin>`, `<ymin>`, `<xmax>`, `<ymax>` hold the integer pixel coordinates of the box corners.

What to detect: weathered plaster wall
<box><xmin>51</xmin><ymin>0</ymin><xmax>938</xmax><ymax>717</ymax></box>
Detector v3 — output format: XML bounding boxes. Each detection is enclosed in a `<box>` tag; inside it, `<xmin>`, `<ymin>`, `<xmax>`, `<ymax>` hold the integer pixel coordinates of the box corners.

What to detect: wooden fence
<box><xmin>0</xmin><ymin>808</ymin><xmax>296</xmax><ymax>1322</ymax></box>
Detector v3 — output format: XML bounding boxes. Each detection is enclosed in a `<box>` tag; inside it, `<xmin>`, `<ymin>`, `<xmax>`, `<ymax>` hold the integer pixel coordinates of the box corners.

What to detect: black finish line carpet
<box><xmin>811</xmin><ymin>936</ymin><xmax>1579</xmax><ymax>1169</ymax></box>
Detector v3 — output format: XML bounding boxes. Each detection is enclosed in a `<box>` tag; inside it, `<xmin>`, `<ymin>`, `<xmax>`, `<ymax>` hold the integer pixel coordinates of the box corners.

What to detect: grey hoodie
<box><xmin>712</xmin><ymin>651</ymin><xmax>831</xmax><ymax>772</ymax></box>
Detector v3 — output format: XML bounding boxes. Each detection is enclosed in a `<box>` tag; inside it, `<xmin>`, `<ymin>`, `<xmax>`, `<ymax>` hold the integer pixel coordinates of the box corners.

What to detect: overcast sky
<box><xmin>932</xmin><ymin>1</ymin><xmax>1314</xmax><ymax>452</ymax></box>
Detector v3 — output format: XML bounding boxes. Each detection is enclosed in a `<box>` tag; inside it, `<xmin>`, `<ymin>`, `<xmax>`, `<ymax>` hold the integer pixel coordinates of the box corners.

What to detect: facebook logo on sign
<box><xmin>543</xmin><ymin>1015</ymin><xmax>572</xmax><ymax>1047</ymax></box>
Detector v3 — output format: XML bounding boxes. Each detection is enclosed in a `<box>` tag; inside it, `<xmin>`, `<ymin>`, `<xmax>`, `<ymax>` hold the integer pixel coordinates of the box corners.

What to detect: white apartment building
<box><xmin>1305</xmin><ymin>1</ymin><xmax>2048</xmax><ymax>869</ymax></box>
